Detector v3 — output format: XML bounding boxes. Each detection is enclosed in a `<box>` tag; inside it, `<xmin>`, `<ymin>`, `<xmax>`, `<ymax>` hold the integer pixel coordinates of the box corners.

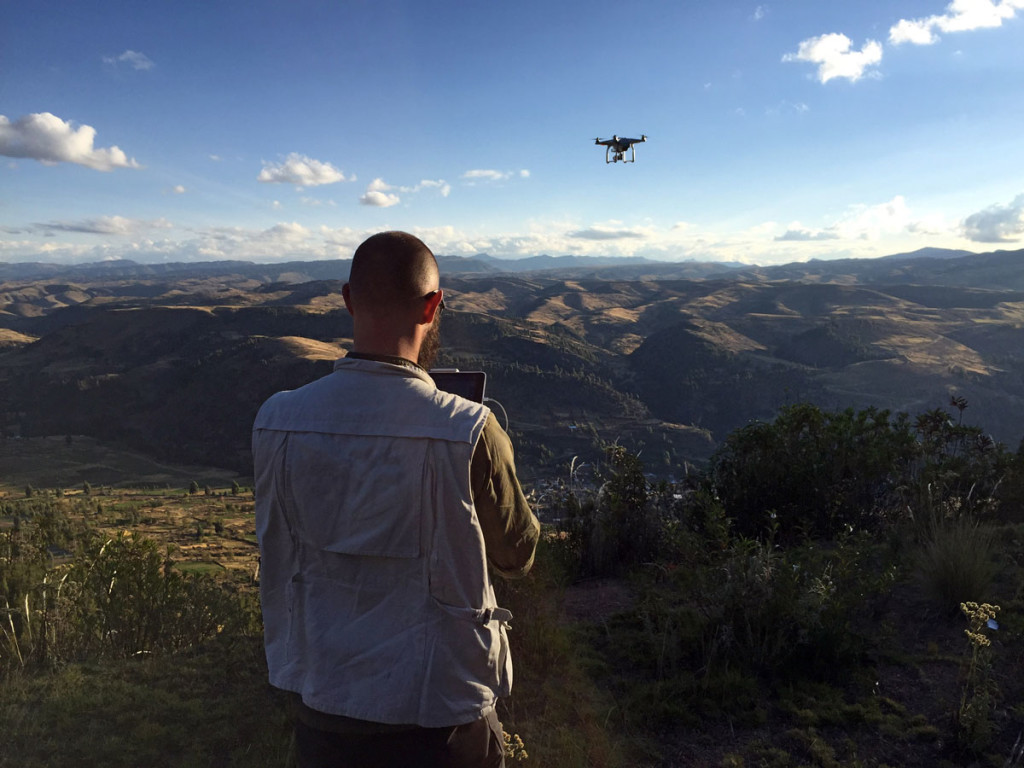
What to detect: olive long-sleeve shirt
<box><xmin>470</xmin><ymin>412</ymin><xmax>540</xmax><ymax>579</ymax></box>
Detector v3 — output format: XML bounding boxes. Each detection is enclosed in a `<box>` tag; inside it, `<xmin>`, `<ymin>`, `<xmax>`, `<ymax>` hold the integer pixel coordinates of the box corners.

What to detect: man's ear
<box><xmin>342</xmin><ymin>283</ymin><xmax>354</xmax><ymax>316</ymax></box>
<box><xmin>420</xmin><ymin>289</ymin><xmax>444</xmax><ymax>325</ymax></box>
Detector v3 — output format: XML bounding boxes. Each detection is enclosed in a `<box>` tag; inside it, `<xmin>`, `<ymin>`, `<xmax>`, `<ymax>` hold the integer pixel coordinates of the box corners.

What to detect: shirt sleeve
<box><xmin>470</xmin><ymin>412</ymin><xmax>540</xmax><ymax>579</ymax></box>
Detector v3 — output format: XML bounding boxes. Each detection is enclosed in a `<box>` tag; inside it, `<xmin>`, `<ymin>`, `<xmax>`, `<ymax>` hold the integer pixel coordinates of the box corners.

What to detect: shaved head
<box><xmin>347</xmin><ymin>231</ymin><xmax>439</xmax><ymax>313</ymax></box>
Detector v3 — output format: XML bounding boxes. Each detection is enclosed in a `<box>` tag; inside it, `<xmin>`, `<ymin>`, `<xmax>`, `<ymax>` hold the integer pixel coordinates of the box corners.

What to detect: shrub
<box><xmin>51</xmin><ymin>533</ymin><xmax>253</xmax><ymax>661</ymax></box>
<box><xmin>1</xmin><ymin>514</ymin><xmax>256</xmax><ymax>671</ymax></box>
<box><xmin>905</xmin><ymin>403</ymin><xmax>1014</xmax><ymax>526</ymax></box>
<box><xmin>693</xmin><ymin>534</ymin><xmax>886</xmax><ymax>679</ymax></box>
<box><xmin>708</xmin><ymin>404</ymin><xmax>917</xmax><ymax>540</ymax></box>
<box><xmin>556</xmin><ymin>444</ymin><xmax>664</xmax><ymax>577</ymax></box>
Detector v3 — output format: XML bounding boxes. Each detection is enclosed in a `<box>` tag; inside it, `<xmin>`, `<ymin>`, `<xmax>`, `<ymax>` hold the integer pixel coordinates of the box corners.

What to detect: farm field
<box><xmin>1</xmin><ymin>436</ymin><xmax>259</xmax><ymax>585</ymax></box>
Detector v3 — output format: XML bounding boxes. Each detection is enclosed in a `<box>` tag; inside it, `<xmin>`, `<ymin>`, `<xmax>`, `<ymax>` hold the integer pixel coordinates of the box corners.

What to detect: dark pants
<box><xmin>293</xmin><ymin>709</ymin><xmax>505</xmax><ymax>768</ymax></box>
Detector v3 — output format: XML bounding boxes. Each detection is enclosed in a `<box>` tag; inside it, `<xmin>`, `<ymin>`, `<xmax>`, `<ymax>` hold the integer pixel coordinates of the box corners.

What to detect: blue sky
<box><xmin>2</xmin><ymin>0</ymin><xmax>1023</xmax><ymax>265</ymax></box>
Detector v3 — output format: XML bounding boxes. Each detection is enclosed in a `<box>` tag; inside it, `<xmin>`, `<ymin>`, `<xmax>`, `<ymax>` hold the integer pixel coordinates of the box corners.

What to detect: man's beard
<box><xmin>418</xmin><ymin>312</ymin><xmax>442</xmax><ymax>370</ymax></box>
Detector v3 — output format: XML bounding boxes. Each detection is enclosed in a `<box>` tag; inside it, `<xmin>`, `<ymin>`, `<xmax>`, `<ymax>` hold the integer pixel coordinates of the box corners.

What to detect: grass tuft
<box><xmin>915</xmin><ymin>516</ymin><xmax>998</xmax><ymax>614</ymax></box>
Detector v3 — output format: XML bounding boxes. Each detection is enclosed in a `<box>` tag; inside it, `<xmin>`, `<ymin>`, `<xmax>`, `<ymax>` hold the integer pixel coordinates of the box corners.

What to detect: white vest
<box><xmin>253</xmin><ymin>358</ymin><xmax>513</xmax><ymax>727</ymax></box>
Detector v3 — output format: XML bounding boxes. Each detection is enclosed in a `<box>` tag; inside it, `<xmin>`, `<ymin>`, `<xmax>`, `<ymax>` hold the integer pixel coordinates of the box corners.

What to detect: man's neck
<box><xmin>345</xmin><ymin>350</ymin><xmax>425</xmax><ymax>372</ymax></box>
<box><xmin>349</xmin><ymin>327</ymin><xmax>420</xmax><ymax>365</ymax></box>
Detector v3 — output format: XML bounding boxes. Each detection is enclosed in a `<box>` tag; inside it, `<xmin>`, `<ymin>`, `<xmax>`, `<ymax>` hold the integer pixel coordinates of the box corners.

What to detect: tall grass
<box><xmin>915</xmin><ymin>516</ymin><xmax>998</xmax><ymax>614</ymax></box>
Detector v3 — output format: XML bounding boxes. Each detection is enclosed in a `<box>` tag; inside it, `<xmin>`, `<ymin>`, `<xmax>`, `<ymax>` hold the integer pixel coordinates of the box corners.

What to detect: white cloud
<box><xmin>257</xmin><ymin>153</ymin><xmax>346</xmax><ymax>186</ymax></box>
<box><xmin>461</xmin><ymin>169</ymin><xmax>530</xmax><ymax>183</ymax></box>
<box><xmin>361</xmin><ymin>191</ymin><xmax>400</xmax><ymax>207</ymax></box>
<box><xmin>832</xmin><ymin>196</ymin><xmax>914</xmax><ymax>239</ymax></box>
<box><xmin>300</xmin><ymin>196</ymin><xmax>336</xmax><ymax>207</ymax></box>
<box><xmin>103</xmin><ymin>50</ymin><xmax>155</xmax><ymax>70</ymax></box>
<box><xmin>320</xmin><ymin>226</ymin><xmax>365</xmax><ymax>250</ymax></box>
<box><xmin>399</xmin><ymin>179</ymin><xmax>451</xmax><ymax>197</ymax></box>
<box><xmin>889</xmin><ymin>18</ymin><xmax>941</xmax><ymax>45</ymax></box>
<box><xmin>783</xmin><ymin>33</ymin><xmax>883</xmax><ymax>83</ymax></box>
<box><xmin>767</xmin><ymin>101</ymin><xmax>810</xmax><ymax>117</ymax></box>
<box><xmin>962</xmin><ymin>194</ymin><xmax>1024</xmax><ymax>242</ymax></box>
<box><xmin>890</xmin><ymin>0</ymin><xmax>1024</xmax><ymax>45</ymax></box>
<box><xmin>906</xmin><ymin>212</ymin><xmax>956</xmax><ymax>236</ymax></box>
<box><xmin>772</xmin><ymin>197</ymin><xmax>947</xmax><ymax>243</ymax></box>
<box><xmin>0</xmin><ymin>112</ymin><xmax>141</xmax><ymax>171</ymax></box>
<box><xmin>172</xmin><ymin>185</ymin><xmax>186</xmax><ymax>194</ymax></box>
<box><xmin>357</xmin><ymin>177</ymin><xmax>451</xmax><ymax>207</ymax></box>
<box><xmin>360</xmin><ymin>178</ymin><xmax>400</xmax><ymax>207</ymax></box>
<box><xmin>751</xmin><ymin>5</ymin><xmax>766</xmax><ymax>21</ymax></box>
<box><xmin>463</xmin><ymin>170</ymin><xmax>506</xmax><ymax>182</ymax></box>
<box><xmin>262</xmin><ymin>222</ymin><xmax>310</xmax><ymax>241</ymax></box>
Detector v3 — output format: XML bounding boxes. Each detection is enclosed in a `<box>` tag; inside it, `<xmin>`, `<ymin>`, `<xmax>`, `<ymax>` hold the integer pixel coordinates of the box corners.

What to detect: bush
<box><xmin>905</xmin><ymin>403</ymin><xmax>1015</xmax><ymax>526</ymax></box>
<box><xmin>694</xmin><ymin>530</ymin><xmax>890</xmax><ymax>680</ymax></box>
<box><xmin>556</xmin><ymin>444</ymin><xmax>664</xmax><ymax>577</ymax></box>
<box><xmin>709</xmin><ymin>404</ymin><xmax>918</xmax><ymax>540</ymax></box>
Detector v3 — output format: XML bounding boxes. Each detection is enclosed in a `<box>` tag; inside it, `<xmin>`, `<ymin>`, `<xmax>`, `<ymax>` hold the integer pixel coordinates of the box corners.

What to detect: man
<box><xmin>253</xmin><ymin>231</ymin><xmax>540</xmax><ymax>768</ymax></box>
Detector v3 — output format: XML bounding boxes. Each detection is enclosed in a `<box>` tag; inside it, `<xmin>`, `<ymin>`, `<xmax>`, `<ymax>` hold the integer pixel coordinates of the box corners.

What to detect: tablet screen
<box><xmin>430</xmin><ymin>370</ymin><xmax>486</xmax><ymax>403</ymax></box>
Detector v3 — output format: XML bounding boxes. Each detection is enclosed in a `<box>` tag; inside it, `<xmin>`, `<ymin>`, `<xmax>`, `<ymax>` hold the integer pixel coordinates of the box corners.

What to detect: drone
<box><xmin>594</xmin><ymin>134</ymin><xmax>647</xmax><ymax>163</ymax></box>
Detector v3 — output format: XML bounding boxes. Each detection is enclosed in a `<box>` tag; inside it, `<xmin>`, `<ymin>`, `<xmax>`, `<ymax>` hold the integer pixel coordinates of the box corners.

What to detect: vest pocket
<box><xmin>431</xmin><ymin>597</ymin><xmax>514</xmax><ymax>697</ymax></box>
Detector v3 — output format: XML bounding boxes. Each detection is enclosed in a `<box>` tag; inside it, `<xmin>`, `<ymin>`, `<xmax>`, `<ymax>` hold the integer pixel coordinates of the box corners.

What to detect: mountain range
<box><xmin>1</xmin><ymin>247</ymin><xmax>1022</xmax><ymax>480</ymax></box>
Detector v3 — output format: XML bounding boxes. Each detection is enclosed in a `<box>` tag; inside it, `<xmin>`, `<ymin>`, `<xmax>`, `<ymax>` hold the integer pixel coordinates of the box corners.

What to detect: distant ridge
<box><xmin>5</xmin><ymin>248</ymin><xmax>1023</xmax><ymax>290</ymax></box>
<box><xmin>879</xmin><ymin>247</ymin><xmax>975</xmax><ymax>261</ymax></box>
<box><xmin>0</xmin><ymin>254</ymin><xmax>721</xmax><ymax>282</ymax></box>
<box><xmin>476</xmin><ymin>253</ymin><xmax>657</xmax><ymax>270</ymax></box>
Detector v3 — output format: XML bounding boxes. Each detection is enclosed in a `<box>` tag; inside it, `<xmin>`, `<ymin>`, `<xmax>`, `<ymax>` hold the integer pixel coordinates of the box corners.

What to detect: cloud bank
<box><xmin>0</xmin><ymin>112</ymin><xmax>141</xmax><ymax>171</ymax></box>
<box><xmin>1</xmin><ymin>195</ymin><xmax>1009</xmax><ymax>266</ymax></box>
